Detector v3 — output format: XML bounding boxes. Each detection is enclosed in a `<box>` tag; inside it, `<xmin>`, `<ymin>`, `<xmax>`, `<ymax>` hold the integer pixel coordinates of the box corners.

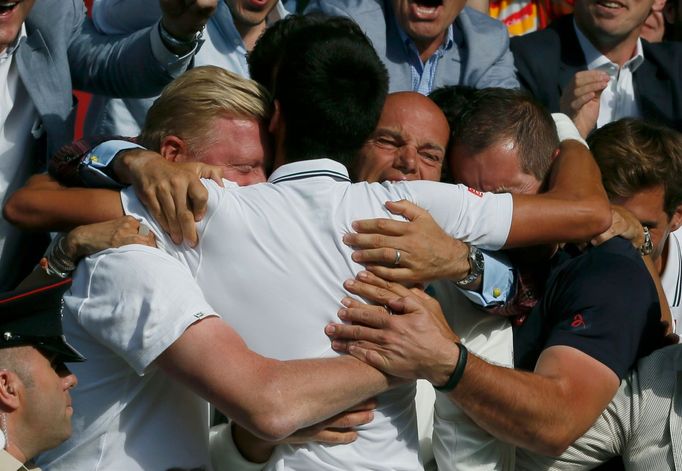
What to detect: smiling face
<box><xmin>573</xmin><ymin>0</ymin><xmax>655</xmax><ymax>47</ymax></box>
<box><xmin>355</xmin><ymin>92</ymin><xmax>448</xmax><ymax>183</ymax></box>
<box><xmin>0</xmin><ymin>0</ymin><xmax>35</xmax><ymax>53</ymax></box>
<box><xmin>390</xmin><ymin>0</ymin><xmax>464</xmax><ymax>56</ymax></box>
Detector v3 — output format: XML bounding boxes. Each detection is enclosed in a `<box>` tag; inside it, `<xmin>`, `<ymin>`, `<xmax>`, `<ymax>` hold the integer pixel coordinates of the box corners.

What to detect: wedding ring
<box><xmin>393</xmin><ymin>249</ymin><xmax>401</xmax><ymax>266</ymax></box>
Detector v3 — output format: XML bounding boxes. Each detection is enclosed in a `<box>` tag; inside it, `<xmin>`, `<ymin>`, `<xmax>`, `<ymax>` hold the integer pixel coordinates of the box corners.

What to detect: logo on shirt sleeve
<box><xmin>570</xmin><ymin>313</ymin><xmax>587</xmax><ymax>329</ymax></box>
<box><xmin>468</xmin><ymin>187</ymin><xmax>484</xmax><ymax>197</ymax></box>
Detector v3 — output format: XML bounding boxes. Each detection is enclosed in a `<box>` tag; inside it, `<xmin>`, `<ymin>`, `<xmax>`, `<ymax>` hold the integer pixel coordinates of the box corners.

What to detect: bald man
<box><xmin>353</xmin><ymin>92</ymin><xmax>449</xmax><ymax>184</ymax></box>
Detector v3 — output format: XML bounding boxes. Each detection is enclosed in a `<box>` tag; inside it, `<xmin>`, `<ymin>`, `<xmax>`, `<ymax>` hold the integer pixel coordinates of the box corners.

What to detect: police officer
<box><xmin>0</xmin><ymin>279</ymin><xmax>84</xmax><ymax>470</ymax></box>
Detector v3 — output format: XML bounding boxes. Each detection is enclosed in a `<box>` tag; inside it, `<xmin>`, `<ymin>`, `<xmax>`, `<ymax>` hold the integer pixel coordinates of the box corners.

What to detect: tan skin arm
<box><xmin>157</xmin><ymin>316</ymin><xmax>396</xmax><ymax>442</ymax></box>
<box><xmin>3</xmin><ymin>174</ymin><xmax>123</xmax><ymax>232</ymax></box>
<box><xmin>324</xmin><ymin>272</ymin><xmax>619</xmax><ymax>456</ymax></box>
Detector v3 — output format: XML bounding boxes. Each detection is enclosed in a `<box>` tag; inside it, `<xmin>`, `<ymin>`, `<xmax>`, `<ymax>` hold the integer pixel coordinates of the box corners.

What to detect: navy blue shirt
<box><xmin>514</xmin><ymin>237</ymin><xmax>662</xmax><ymax>379</ymax></box>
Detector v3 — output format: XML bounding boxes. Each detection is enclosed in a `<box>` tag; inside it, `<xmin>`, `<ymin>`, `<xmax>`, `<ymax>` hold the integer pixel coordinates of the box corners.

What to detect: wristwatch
<box><xmin>639</xmin><ymin>226</ymin><xmax>653</xmax><ymax>256</ymax></box>
<box><xmin>456</xmin><ymin>244</ymin><xmax>484</xmax><ymax>287</ymax></box>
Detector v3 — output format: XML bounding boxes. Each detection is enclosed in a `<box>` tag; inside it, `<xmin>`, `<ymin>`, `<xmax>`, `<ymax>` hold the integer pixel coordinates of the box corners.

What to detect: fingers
<box><xmin>350</xmin><ymin>218</ymin><xmax>409</xmax><ymax>237</ymax></box>
<box><xmin>343</xmin><ymin>271</ymin><xmax>412</xmax><ymax>304</ymax></box>
<box><xmin>198</xmin><ymin>164</ymin><xmax>224</xmax><ymax>188</ymax></box>
<box><xmin>187</xmin><ymin>179</ymin><xmax>209</xmax><ymax>222</ymax></box>
<box><xmin>384</xmin><ymin>200</ymin><xmax>426</xmax><ymax>222</ymax></box>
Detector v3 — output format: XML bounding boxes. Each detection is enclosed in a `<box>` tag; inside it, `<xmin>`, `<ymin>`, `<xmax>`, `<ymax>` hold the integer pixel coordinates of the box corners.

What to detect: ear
<box><xmin>0</xmin><ymin>371</ymin><xmax>22</xmax><ymax>412</ymax></box>
<box><xmin>268</xmin><ymin>100</ymin><xmax>282</xmax><ymax>135</ymax></box>
<box><xmin>669</xmin><ymin>204</ymin><xmax>682</xmax><ymax>232</ymax></box>
<box><xmin>159</xmin><ymin>136</ymin><xmax>192</xmax><ymax>163</ymax></box>
<box><xmin>550</xmin><ymin>147</ymin><xmax>561</xmax><ymax>163</ymax></box>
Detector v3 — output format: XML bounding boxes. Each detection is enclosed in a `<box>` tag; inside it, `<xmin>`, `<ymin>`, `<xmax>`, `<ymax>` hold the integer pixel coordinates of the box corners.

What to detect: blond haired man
<box><xmin>5</xmin><ymin>65</ymin><xmax>271</xmax><ymax>236</ymax></box>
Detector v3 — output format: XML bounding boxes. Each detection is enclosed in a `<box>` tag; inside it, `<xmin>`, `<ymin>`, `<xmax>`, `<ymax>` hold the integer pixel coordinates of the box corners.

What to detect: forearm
<box><xmin>160</xmin><ymin>320</ymin><xmax>393</xmax><ymax>442</ymax></box>
<box><xmin>4</xmin><ymin>186</ymin><xmax>123</xmax><ymax>231</ymax></box>
<box><xmin>508</xmin><ymin>141</ymin><xmax>611</xmax><ymax>246</ymax></box>
<box><xmin>233</xmin><ymin>355</ymin><xmax>392</xmax><ymax>441</ymax></box>
<box><xmin>447</xmin><ymin>347</ymin><xmax>616</xmax><ymax>456</ymax></box>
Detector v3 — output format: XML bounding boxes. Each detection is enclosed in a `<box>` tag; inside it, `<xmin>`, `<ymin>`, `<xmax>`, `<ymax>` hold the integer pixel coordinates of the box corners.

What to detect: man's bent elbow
<box><xmin>3</xmin><ymin>191</ymin><xmax>37</xmax><ymax>231</ymax></box>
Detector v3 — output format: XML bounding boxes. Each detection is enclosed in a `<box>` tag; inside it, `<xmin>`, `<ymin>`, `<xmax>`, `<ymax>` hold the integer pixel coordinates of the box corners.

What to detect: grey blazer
<box><xmin>19</xmin><ymin>0</ymin><xmax>183</xmax><ymax>158</ymax></box>
<box><xmin>305</xmin><ymin>0</ymin><xmax>519</xmax><ymax>92</ymax></box>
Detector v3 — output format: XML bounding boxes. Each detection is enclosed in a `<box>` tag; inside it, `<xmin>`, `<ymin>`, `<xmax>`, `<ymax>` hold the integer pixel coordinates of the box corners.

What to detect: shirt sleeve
<box><xmin>459</xmin><ymin>250</ymin><xmax>515</xmax><ymax>307</ymax></box>
<box><xmin>396</xmin><ymin>180</ymin><xmax>513</xmax><ymax>250</ymax></box>
<box><xmin>542</xmin><ymin>244</ymin><xmax>660</xmax><ymax>379</ymax></box>
<box><xmin>79</xmin><ymin>140</ymin><xmax>144</xmax><ymax>188</ymax></box>
<box><xmin>67</xmin><ymin>245</ymin><xmax>217</xmax><ymax>375</ymax></box>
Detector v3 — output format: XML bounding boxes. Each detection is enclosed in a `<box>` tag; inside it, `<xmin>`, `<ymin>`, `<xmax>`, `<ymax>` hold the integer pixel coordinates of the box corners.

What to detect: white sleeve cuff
<box><xmin>552</xmin><ymin>113</ymin><xmax>589</xmax><ymax>148</ymax></box>
<box><xmin>150</xmin><ymin>20</ymin><xmax>198</xmax><ymax>77</ymax></box>
<box><xmin>458</xmin><ymin>250</ymin><xmax>515</xmax><ymax>307</ymax></box>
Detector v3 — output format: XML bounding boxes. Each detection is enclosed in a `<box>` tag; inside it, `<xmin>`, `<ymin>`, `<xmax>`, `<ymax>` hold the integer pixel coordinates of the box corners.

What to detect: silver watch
<box><xmin>456</xmin><ymin>245</ymin><xmax>484</xmax><ymax>287</ymax></box>
<box><xmin>639</xmin><ymin>226</ymin><xmax>654</xmax><ymax>256</ymax></box>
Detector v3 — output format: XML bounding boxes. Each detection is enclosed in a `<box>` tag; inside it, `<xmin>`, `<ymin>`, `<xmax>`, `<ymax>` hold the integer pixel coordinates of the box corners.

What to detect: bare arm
<box><xmin>157</xmin><ymin>316</ymin><xmax>394</xmax><ymax>441</ymax></box>
<box><xmin>3</xmin><ymin>174</ymin><xmax>123</xmax><ymax>231</ymax></box>
<box><xmin>507</xmin><ymin>140</ymin><xmax>611</xmax><ymax>247</ymax></box>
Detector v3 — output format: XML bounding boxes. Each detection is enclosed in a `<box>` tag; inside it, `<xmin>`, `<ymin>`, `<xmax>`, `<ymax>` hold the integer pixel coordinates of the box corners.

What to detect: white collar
<box><xmin>0</xmin><ymin>24</ymin><xmax>26</xmax><ymax>62</ymax></box>
<box><xmin>573</xmin><ymin>19</ymin><xmax>644</xmax><ymax>72</ymax></box>
<box><xmin>268</xmin><ymin>159</ymin><xmax>351</xmax><ymax>184</ymax></box>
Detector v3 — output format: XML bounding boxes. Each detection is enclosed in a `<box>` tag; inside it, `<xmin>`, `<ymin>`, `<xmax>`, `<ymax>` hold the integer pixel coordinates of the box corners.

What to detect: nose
<box><xmin>60</xmin><ymin>367</ymin><xmax>78</xmax><ymax>390</ymax></box>
<box><xmin>394</xmin><ymin>146</ymin><xmax>418</xmax><ymax>176</ymax></box>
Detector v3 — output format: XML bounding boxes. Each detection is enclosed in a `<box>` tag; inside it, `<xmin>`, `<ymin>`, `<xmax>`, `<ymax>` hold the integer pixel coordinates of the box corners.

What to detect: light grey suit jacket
<box><xmin>19</xmin><ymin>0</ymin><xmax>183</xmax><ymax>158</ymax></box>
<box><xmin>305</xmin><ymin>0</ymin><xmax>519</xmax><ymax>92</ymax></box>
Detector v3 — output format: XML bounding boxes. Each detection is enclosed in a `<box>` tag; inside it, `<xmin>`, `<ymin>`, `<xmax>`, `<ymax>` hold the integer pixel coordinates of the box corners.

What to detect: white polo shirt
<box><xmin>122</xmin><ymin>158</ymin><xmax>513</xmax><ymax>471</ymax></box>
<box><xmin>37</xmin><ymin>246</ymin><xmax>217</xmax><ymax>471</ymax></box>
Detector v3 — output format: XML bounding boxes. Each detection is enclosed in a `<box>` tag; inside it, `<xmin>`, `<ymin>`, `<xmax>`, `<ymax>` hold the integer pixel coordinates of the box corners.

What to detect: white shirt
<box><xmin>37</xmin><ymin>246</ymin><xmax>217</xmax><ymax>471</ymax></box>
<box><xmin>85</xmin><ymin>0</ymin><xmax>288</xmax><ymax>136</ymax></box>
<box><xmin>0</xmin><ymin>24</ymin><xmax>41</xmax><ymax>290</ymax></box>
<box><xmin>429</xmin><ymin>280</ymin><xmax>516</xmax><ymax>471</ymax></box>
<box><xmin>662</xmin><ymin>228</ymin><xmax>682</xmax><ymax>337</ymax></box>
<box><xmin>122</xmin><ymin>158</ymin><xmax>513</xmax><ymax>471</ymax></box>
<box><xmin>574</xmin><ymin>21</ymin><xmax>644</xmax><ymax>129</ymax></box>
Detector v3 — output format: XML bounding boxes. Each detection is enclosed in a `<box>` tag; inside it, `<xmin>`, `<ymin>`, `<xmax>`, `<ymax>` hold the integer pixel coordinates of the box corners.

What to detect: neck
<box><xmin>4</xmin><ymin>444</ymin><xmax>28</xmax><ymax>467</ymax></box>
<box><xmin>414</xmin><ymin>32</ymin><xmax>445</xmax><ymax>63</ymax></box>
<box><xmin>236</xmin><ymin>20</ymin><xmax>267</xmax><ymax>52</ymax></box>
<box><xmin>578</xmin><ymin>23</ymin><xmax>641</xmax><ymax>67</ymax></box>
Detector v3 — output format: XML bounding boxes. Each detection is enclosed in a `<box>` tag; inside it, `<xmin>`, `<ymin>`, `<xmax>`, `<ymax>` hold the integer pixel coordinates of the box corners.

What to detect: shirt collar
<box><xmin>574</xmin><ymin>19</ymin><xmax>644</xmax><ymax>72</ymax></box>
<box><xmin>0</xmin><ymin>24</ymin><xmax>26</xmax><ymax>62</ymax></box>
<box><xmin>268</xmin><ymin>1</ymin><xmax>289</xmax><ymax>25</ymax></box>
<box><xmin>268</xmin><ymin>159</ymin><xmax>351</xmax><ymax>184</ymax></box>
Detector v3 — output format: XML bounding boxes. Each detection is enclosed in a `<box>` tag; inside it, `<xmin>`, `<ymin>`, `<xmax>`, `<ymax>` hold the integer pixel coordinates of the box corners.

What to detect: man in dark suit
<box><xmin>510</xmin><ymin>0</ymin><xmax>682</xmax><ymax>138</ymax></box>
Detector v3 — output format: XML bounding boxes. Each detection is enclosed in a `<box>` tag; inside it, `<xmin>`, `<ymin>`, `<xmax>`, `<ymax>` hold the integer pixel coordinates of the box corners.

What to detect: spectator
<box><xmin>0</xmin><ymin>279</ymin><xmax>82</xmax><ymax>468</ymax></box>
<box><xmin>511</xmin><ymin>0</ymin><xmax>682</xmax><ymax>137</ymax></box>
<box><xmin>305</xmin><ymin>0</ymin><xmax>519</xmax><ymax>94</ymax></box>
<box><xmin>589</xmin><ymin>119</ymin><xmax>682</xmax><ymax>335</ymax></box>
<box><xmin>0</xmin><ymin>0</ymin><xmax>212</xmax><ymax>290</ymax></box>
<box><xmin>84</xmin><ymin>0</ymin><xmax>288</xmax><ymax>137</ymax></box>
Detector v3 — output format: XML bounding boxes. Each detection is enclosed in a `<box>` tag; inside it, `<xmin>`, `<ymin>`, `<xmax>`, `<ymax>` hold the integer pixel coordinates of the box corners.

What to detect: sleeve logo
<box><xmin>468</xmin><ymin>187</ymin><xmax>484</xmax><ymax>197</ymax></box>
